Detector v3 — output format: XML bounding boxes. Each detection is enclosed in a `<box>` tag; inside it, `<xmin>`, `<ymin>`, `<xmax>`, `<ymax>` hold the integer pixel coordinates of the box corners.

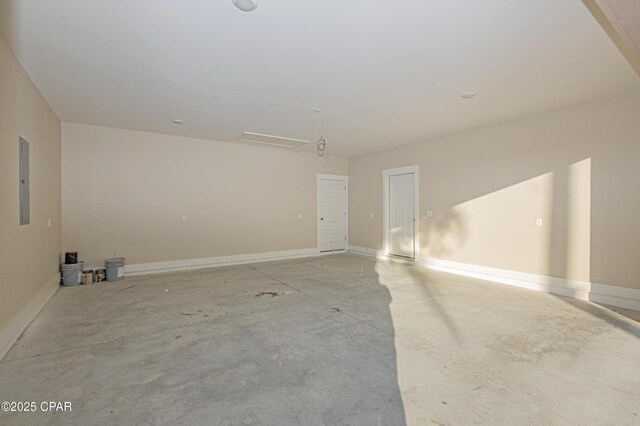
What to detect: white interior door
<box><xmin>318</xmin><ymin>177</ymin><xmax>347</xmax><ymax>252</ymax></box>
<box><xmin>389</xmin><ymin>173</ymin><xmax>415</xmax><ymax>258</ymax></box>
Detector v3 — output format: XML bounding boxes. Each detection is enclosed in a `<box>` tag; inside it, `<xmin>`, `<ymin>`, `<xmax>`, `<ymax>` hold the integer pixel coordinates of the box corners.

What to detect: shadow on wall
<box><xmin>415</xmin><ymin>152</ymin><xmax>640</xmax><ymax>331</ymax></box>
<box><xmin>423</xmin><ymin>209</ymin><xmax>468</xmax><ymax>259</ymax></box>
<box><xmin>423</xmin><ymin>159</ymin><xmax>591</xmax><ymax>279</ymax></box>
<box><xmin>0</xmin><ymin>1</ymin><xmax>20</xmax><ymax>45</ymax></box>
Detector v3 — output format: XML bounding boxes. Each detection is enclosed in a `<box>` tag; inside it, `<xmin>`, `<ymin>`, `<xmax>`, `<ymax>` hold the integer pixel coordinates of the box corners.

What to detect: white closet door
<box><xmin>389</xmin><ymin>173</ymin><xmax>415</xmax><ymax>258</ymax></box>
<box><xmin>318</xmin><ymin>178</ymin><xmax>347</xmax><ymax>252</ymax></box>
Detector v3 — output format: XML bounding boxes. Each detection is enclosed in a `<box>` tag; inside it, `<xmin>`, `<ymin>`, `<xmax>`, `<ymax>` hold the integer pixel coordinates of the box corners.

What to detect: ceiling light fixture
<box><xmin>461</xmin><ymin>91</ymin><xmax>477</xmax><ymax>99</ymax></box>
<box><xmin>233</xmin><ymin>0</ymin><xmax>257</xmax><ymax>12</ymax></box>
<box><xmin>236</xmin><ymin>132</ymin><xmax>309</xmax><ymax>148</ymax></box>
<box><xmin>172</xmin><ymin>119</ymin><xmax>184</xmax><ymax>125</ymax></box>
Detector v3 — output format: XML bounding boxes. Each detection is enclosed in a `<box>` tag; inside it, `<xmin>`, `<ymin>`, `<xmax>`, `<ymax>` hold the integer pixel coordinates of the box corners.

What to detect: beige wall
<box><xmin>349</xmin><ymin>91</ymin><xmax>640</xmax><ymax>290</ymax></box>
<box><xmin>0</xmin><ymin>39</ymin><xmax>61</xmax><ymax>331</ymax></box>
<box><xmin>62</xmin><ymin>124</ymin><xmax>348</xmax><ymax>267</ymax></box>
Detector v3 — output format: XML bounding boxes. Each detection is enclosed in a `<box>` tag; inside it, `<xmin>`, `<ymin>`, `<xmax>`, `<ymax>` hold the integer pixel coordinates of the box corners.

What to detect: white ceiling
<box><xmin>1</xmin><ymin>0</ymin><xmax>639</xmax><ymax>157</ymax></box>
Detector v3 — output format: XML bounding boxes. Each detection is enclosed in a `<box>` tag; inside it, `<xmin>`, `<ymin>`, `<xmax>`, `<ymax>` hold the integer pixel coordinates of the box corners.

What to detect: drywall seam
<box><xmin>348</xmin><ymin>245</ymin><xmax>640</xmax><ymax>311</ymax></box>
<box><xmin>0</xmin><ymin>274</ymin><xmax>60</xmax><ymax>361</ymax></box>
<box><xmin>123</xmin><ymin>248</ymin><xmax>345</xmax><ymax>276</ymax></box>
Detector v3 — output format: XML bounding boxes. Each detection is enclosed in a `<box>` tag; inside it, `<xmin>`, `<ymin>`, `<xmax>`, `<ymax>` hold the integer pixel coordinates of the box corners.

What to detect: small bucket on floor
<box><xmin>105</xmin><ymin>258</ymin><xmax>126</xmax><ymax>282</ymax></box>
<box><xmin>61</xmin><ymin>262</ymin><xmax>84</xmax><ymax>287</ymax></box>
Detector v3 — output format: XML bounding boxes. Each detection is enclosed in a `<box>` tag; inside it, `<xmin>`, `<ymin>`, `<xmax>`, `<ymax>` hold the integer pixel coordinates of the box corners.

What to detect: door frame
<box><xmin>383</xmin><ymin>165</ymin><xmax>419</xmax><ymax>259</ymax></box>
<box><xmin>316</xmin><ymin>174</ymin><xmax>349</xmax><ymax>252</ymax></box>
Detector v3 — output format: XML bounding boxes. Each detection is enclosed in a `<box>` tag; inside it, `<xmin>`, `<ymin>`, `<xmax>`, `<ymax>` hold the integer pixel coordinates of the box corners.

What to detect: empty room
<box><xmin>1</xmin><ymin>0</ymin><xmax>640</xmax><ymax>424</ymax></box>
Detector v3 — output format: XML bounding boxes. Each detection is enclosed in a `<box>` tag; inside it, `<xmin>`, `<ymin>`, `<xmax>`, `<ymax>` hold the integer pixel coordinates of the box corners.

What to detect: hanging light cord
<box><xmin>316</xmin><ymin>116</ymin><xmax>329</xmax><ymax>163</ymax></box>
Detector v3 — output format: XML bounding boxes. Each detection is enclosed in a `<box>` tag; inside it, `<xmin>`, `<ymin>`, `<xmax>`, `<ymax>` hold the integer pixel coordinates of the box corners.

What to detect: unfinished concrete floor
<box><xmin>0</xmin><ymin>254</ymin><xmax>639</xmax><ymax>425</ymax></box>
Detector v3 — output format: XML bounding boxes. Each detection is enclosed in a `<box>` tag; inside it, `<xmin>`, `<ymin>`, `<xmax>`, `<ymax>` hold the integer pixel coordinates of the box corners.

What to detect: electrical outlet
<box><xmin>181</xmin><ymin>215</ymin><xmax>188</xmax><ymax>223</ymax></box>
<box><xmin>536</xmin><ymin>218</ymin><xmax>543</xmax><ymax>227</ymax></box>
<box><xmin>426</xmin><ymin>210</ymin><xmax>433</xmax><ymax>218</ymax></box>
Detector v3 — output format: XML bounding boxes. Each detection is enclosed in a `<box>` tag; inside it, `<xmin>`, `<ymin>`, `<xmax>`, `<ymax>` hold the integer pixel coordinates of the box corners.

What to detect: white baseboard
<box><xmin>348</xmin><ymin>245</ymin><xmax>640</xmax><ymax>311</ymax></box>
<box><xmin>0</xmin><ymin>274</ymin><xmax>60</xmax><ymax>361</ymax></box>
<box><xmin>125</xmin><ymin>247</ymin><xmax>340</xmax><ymax>276</ymax></box>
<box><xmin>348</xmin><ymin>246</ymin><xmax>384</xmax><ymax>258</ymax></box>
<box><xmin>589</xmin><ymin>283</ymin><xmax>640</xmax><ymax>311</ymax></box>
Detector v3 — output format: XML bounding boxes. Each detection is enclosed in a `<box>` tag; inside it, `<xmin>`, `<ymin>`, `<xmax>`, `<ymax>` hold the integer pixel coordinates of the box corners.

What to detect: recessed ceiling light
<box><xmin>233</xmin><ymin>0</ymin><xmax>257</xmax><ymax>12</ymax></box>
<box><xmin>172</xmin><ymin>119</ymin><xmax>184</xmax><ymax>125</ymax></box>
<box><xmin>461</xmin><ymin>91</ymin><xmax>477</xmax><ymax>99</ymax></box>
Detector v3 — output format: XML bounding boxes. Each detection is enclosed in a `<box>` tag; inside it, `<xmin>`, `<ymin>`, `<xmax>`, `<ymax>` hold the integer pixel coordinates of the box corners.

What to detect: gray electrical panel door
<box><xmin>19</xmin><ymin>138</ymin><xmax>30</xmax><ymax>225</ymax></box>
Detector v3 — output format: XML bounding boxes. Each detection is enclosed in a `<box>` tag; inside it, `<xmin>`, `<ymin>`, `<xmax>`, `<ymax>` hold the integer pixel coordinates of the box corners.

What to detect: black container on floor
<box><xmin>65</xmin><ymin>251</ymin><xmax>78</xmax><ymax>264</ymax></box>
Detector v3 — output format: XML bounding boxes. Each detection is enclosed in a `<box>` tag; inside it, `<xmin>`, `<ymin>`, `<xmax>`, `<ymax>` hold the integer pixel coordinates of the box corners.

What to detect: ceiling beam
<box><xmin>583</xmin><ymin>0</ymin><xmax>640</xmax><ymax>77</ymax></box>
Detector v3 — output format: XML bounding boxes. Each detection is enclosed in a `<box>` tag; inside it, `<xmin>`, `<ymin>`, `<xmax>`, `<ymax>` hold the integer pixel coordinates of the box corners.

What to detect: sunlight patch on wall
<box><xmin>422</xmin><ymin>172</ymin><xmax>555</xmax><ymax>276</ymax></box>
<box><xmin>565</xmin><ymin>158</ymin><xmax>591</xmax><ymax>282</ymax></box>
